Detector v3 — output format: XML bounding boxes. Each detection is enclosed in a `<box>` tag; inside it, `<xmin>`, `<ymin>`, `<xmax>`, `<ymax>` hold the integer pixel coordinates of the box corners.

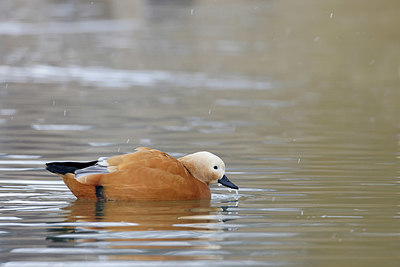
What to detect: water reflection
<box><xmin>0</xmin><ymin>65</ymin><xmax>273</xmax><ymax>89</ymax></box>
<box><xmin>43</xmin><ymin>199</ymin><xmax>240</xmax><ymax>261</ymax></box>
<box><xmin>59</xmin><ymin>199</ymin><xmax>222</xmax><ymax>232</ymax></box>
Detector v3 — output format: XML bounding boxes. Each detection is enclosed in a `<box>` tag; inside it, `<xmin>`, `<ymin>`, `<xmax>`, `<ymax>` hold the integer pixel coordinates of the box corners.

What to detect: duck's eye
<box><xmin>213</xmin><ymin>166</ymin><xmax>218</xmax><ymax>170</ymax></box>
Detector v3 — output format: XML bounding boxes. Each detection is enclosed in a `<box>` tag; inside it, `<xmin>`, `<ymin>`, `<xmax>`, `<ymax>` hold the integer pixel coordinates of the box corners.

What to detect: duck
<box><xmin>46</xmin><ymin>147</ymin><xmax>238</xmax><ymax>201</ymax></box>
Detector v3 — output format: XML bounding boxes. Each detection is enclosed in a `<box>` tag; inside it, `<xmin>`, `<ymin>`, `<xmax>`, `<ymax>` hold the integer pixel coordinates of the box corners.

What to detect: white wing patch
<box><xmin>74</xmin><ymin>157</ymin><xmax>109</xmax><ymax>180</ymax></box>
<box><xmin>97</xmin><ymin>157</ymin><xmax>109</xmax><ymax>166</ymax></box>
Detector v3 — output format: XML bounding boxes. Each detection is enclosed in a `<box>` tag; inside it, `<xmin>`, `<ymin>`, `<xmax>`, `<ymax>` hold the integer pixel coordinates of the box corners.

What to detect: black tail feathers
<box><xmin>46</xmin><ymin>161</ymin><xmax>98</xmax><ymax>175</ymax></box>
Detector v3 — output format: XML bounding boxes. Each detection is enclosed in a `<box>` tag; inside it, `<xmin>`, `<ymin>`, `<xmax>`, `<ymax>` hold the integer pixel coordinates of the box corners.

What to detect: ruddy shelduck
<box><xmin>46</xmin><ymin>147</ymin><xmax>238</xmax><ymax>201</ymax></box>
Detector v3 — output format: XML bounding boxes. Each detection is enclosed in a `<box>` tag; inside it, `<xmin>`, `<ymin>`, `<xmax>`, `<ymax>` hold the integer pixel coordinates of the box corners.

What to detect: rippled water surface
<box><xmin>1</xmin><ymin>0</ymin><xmax>400</xmax><ymax>266</ymax></box>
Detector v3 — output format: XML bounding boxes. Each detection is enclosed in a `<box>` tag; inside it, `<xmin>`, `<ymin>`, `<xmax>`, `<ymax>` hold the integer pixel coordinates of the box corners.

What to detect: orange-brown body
<box><xmin>51</xmin><ymin>147</ymin><xmax>212</xmax><ymax>201</ymax></box>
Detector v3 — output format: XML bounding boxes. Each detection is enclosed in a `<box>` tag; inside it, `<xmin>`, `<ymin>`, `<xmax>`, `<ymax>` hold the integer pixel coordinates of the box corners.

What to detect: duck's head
<box><xmin>178</xmin><ymin>151</ymin><xmax>238</xmax><ymax>190</ymax></box>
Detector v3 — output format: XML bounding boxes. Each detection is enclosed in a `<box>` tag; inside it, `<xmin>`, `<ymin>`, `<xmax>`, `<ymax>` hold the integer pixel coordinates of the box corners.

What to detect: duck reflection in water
<box><xmin>57</xmin><ymin>198</ymin><xmax>238</xmax><ymax>232</ymax></box>
<box><xmin>47</xmin><ymin>198</ymin><xmax>239</xmax><ymax>261</ymax></box>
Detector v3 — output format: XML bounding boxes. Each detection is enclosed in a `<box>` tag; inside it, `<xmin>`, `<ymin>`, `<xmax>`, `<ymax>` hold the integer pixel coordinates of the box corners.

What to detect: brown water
<box><xmin>1</xmin><ymin>0</ymin><xmax>400</xmax><ymax>266</ymax></box>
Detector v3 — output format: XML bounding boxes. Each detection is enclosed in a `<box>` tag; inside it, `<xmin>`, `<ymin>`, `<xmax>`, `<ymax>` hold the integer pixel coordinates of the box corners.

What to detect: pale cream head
<box><xmin>178</xmin><ymin>151</ymin><xmax>238</xmax><ymax>189</ymax></box>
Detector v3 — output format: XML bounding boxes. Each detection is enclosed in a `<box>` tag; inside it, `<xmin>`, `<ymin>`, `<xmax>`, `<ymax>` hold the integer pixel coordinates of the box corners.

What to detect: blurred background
<box><xmin>0</xmin><ymin>0</ymin><xmax>399</xmax><ymax>266</ymax></box>
<box><xmin>1</xmin><ymin>0</ymin><xmax>399</xmax><ymax>156</ymax></box>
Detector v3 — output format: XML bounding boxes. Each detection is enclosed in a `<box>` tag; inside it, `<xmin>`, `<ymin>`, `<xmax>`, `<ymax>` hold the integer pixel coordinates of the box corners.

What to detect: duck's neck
<box><xmin>178</xmin><ymin>155</ymin><xmax>207</xmax><ymax>184</ymax></box>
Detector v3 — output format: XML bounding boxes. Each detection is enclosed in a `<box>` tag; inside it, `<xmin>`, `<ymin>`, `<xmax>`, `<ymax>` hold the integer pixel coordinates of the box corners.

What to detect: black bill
<box><xmin>218</xmin><ymin>174</ymin><xmax>239</xmax><ymax>190</ymax></box>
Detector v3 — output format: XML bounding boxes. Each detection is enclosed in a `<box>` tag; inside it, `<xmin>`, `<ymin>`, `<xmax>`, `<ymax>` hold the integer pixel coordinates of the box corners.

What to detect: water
<box><xmin>1</xmin><ymin>0</ymin><xmax>400</xmax><ymax>266</ymax></box>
